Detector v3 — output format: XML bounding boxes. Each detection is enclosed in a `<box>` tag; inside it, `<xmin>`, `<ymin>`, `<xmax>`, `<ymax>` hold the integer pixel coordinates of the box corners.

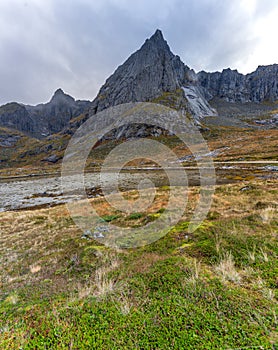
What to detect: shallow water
<box><xmin>1</xmin><ymin>164</ymin><xmax>275</xmax><ymax>212</ymax></box>
<box><xmin>0</xmin><ymin>170</ymin><xmax>198</xmax><ymax>212</ymax></box>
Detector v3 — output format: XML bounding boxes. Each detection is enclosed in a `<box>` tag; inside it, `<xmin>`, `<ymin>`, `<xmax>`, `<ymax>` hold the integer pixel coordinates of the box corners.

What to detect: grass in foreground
<box><xmin>0</xmin><ymin>179</ymin><xmax>277</xmax><ymax>349</ymax></box>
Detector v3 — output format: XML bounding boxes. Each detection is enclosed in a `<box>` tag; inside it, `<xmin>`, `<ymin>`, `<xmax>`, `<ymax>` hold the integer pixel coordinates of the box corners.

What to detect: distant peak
<box><xmin>152</xmin><ymin>29</ymin><xmax>164</xmax><ymax>39</ymax></box>
<box><xmin>148</xmin><ymin>29</ymin><xmax>166</xmax><ymax>43</ymax></box>
<box><xmin>143</xmin><ymin>29</ymin><xmax>171</xmax><ymax>53</ymax></box>
<box><xmin>54</xmin><ymin>88</ymin><xmax>65</xmax><ymax>95</ymax></box>
<box><xmin>50</xmin><ymin>88</ymin><xmax>75</xmax><ymax>104</ymax></box>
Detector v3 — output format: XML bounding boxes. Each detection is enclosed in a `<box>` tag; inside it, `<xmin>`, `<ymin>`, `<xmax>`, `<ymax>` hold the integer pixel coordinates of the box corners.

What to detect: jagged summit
<box><xmin>151</xmin><ymin>29</ymin><xmax>164</xmax><ymax>39</ymax></box>
<box><xmin>54</xmin><ymin>88</ymin><xmax>64</xmax><ymax>95</ymax></box>
<box><xmin>90</xmin><ymin>29</ymin><xmax>215</xmax><ymax>119</ymax></box>
<box><xmin>0</xmin><ymin>88</ymin><xmax>91</xmax><ymax>138</ymax></box>
<box><xmin>139</xmin><ymin>29</ymin><xmax>175</xmax><ymax>64</ymax></box>
<box><xmin>50</xmin><ymin>88</ymin><xmax>75</xmax><ymax>104</ymax></box>
<box><xmin>198</xmin><ymin>63</ymin><xmax>278</xmax><ymax>103</ymax></box>
<box><xmin>53</xmin><ymin>88</ymin><xmax>66</xmax><ymax>98</ymax></box>
<box><xmin>92</xmin><ymin>30</ymin><xmax>186</xmax><ymax>112</ymax></box>
<box><xmin>144</xmin><ymin>29</ymin><xmax>169</xmax><ymax>50</ymax></box>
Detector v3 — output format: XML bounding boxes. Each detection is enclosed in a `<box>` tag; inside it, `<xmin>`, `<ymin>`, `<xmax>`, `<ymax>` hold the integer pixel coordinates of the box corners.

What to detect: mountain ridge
<box><xmin>0</xmin><ymin>89</ymin><xmax>91</xmax><ymax>138</ymax></box>
<box><xmin>0</xmin><ymin>29</ymin><xmax>278</xmax><ymax>139</ymax></box>
<box><xmin>198</xmin><ymin>64</ymin><xmax>278</xmax><ymax>103</ymax></box>
<box><xmin>90</xmin><ymin>29</ymin><xmax>216</xmax><ymax>122</ymax></box>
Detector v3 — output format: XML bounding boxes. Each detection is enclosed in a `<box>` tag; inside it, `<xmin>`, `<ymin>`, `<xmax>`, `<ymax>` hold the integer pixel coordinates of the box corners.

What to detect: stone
<box><xmin>41</xmin><ymin>154</ymin><xmax>61</xmax><ymax>163</ymax></box>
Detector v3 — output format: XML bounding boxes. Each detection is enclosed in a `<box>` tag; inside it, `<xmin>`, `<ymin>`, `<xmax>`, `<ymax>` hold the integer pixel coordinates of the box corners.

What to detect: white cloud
<box><xmin>241</xmin><ymin>5</ymin><xmax>278</xmax><ymax>72</ymax></box>
<box><xmin>0</xmin><ymin>0</ymin><xmax>277</xmax><ymax>104</ymax></box>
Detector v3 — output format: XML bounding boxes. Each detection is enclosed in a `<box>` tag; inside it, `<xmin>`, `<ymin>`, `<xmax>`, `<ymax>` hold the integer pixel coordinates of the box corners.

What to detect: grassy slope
<box><xmin>1</xmin><ymin>127</ymin><xmax>277</xmax><ymax>179</ymax></box>
<box><xmin>0</xmin><ymin>108</ymin><xmax>277</xmax><ymax>348</ymax></box>
<box><xmin>0</xmin><ymin>179</ymin><xmax>277</xmax><ymax>349</ymax></box>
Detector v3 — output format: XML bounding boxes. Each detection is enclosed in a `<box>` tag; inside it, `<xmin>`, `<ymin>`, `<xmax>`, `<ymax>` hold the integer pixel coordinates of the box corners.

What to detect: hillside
<box><xmin>1</xmin><ymin>179</ymin><xmax>277</xmax><ymax>348</ymax></box>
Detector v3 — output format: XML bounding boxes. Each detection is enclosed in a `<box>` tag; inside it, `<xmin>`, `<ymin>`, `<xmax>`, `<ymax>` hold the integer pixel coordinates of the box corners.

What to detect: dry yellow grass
<box><xmin>0</xmin><ymin>178</ymin><xmax>277</xmax><ymax>300</ymax></box>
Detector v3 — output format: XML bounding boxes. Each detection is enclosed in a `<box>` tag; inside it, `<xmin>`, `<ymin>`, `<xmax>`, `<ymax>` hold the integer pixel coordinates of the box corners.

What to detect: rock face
<box><xmin>25</xmin><ymin>89</ymin><xmax>91</xmax><ymax>137</ymax></box>
<box><xmin>90</xmin><ymin>29</ymin><xmax>216</xmax><ymax>120</ymax></box>
<box><xmin>198</xmin><ymin>65</ymin><xmax>278</xmax><ymax>103</ymax></box>
<box><xmin>0</xmin><ymin>103</ymin><xmax>35</xmax><ymax>134</ymax></box>
<box><xmin>91</xmin><ymin>30</ymin><xmax>187</xmax><ymax>112</ymax></box>
<box><xmin>182</xmin><ymin>86</ymin><xmax>217</xmax><ymax>117</ymax></box>
<box><xmin>0</xmin><ymin>89</ymin><xmax>90</xmax><ymax>138</ymax></box>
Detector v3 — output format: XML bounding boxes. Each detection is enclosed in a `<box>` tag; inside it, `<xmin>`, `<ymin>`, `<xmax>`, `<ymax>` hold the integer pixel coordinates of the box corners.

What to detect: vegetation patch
<box><xmin>0</xmin><ymin>179</ymin><xmax>277</xmax><ymax>349</ymax></box>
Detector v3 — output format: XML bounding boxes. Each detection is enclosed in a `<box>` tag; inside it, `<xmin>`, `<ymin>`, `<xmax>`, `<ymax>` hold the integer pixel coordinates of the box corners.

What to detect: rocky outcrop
<box><xmin>0</xmin><ymin>133</ymin><xmax>21</xmax><ymax>148</ymax></box>
<box><xmin>248</xmin><ymin>65</ymin><xmax>278</xmax><ymax>102</ymax></box>
<box><xmin>198</xmin><ymin>65</ymin><xmax>278</xmax><ymax>103</ymax></box>
<box><xmin>91</xmin><ymin>30</ymin><xmax>187</xmax><ymax>113</ymax></box>
<box><xmin>0</xmin><ymin>103</ymin><xmax>35</xmax><ymax>134</ymax></box>
<box><xmin>41</xmin><ymin>154</ymin><xmax>61</xmax><ymax>163</ymax></box>
<box><xmin>182</xmin><ymin>86</ymin><xmax>217</xmax><ymax>118</ymax></box>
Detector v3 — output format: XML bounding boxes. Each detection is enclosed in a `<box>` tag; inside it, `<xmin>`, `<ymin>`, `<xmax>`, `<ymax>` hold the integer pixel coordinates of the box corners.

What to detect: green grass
<box><xmin>0</xmin><ymin>180</ymin><xmax>277</xmax><ymax>349</ymax></box>
<box><xmin>127</xmin><ymin>212</ymin><xmax>144</xmax><ymax>220</ymax></box>
<box><xmin>101</xmin><ymin>214</ymin><xmax>121</xmax><ymax>222</ymax></box>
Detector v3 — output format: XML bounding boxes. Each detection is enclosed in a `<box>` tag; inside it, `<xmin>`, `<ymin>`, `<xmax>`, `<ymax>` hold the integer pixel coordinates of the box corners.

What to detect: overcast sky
<box><xmin>0</xmin><ymin>0</ymin><xmax>277</xmax><ymax>105</ymax></box>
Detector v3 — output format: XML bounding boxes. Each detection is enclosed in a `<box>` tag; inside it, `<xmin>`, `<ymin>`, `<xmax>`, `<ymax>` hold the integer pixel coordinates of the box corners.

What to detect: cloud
<box><xmin>0</xmin><ymin>0</ymin><xmax>277</xmax><ymax>104</ymax></box>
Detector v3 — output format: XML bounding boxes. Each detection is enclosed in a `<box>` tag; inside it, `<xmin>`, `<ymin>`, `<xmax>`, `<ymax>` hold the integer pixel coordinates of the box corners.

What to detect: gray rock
<box><xmin>0</xmin><ymin>89</ymin><xmax>91</xmax><ymax>139</ymax></box>
<box><xmin>0</xmin><ymin>103</ymin><xmax>34</xmax><ymax>134</ymax></box>
<box><xmin>91</xmin><ymin>30</ymin><xmax>188</xmax><ymax>113</ymax></box>
<box><xmin>198</xmin><ymin>65</ymin><xmax>278</xmax><ymax>103</ymax></box>
<box><xmin>41</xmin><ymin>154</ymin><xmax>61</xmax><ymax>163</ymax></box>
<box><xmin>81</xmin><ymin>230</ymin><xmax>94</xmax><ymax>239</ymax></box>
<box><xmin>86</xmin><ymin>29</ymin><xmax>216</xmax><ymax>132</ymax></box>
<box><xmin>81</xmin><ymin>227</ymin><xmax>107</xmax><ymax>240</ymax></box>
<box><xmin>25</xmin><ymin>89</ymin><xmax>91</xmax><ymax>137</ymax></box>
<box><xmin>0</xmin><ymin>134</ymin><xmax>21</xmax><ymax>147</ymax></box>
<box><xmin>1</xmin><ymin>29</ymin><xmax>278</xmax><ymax>142</ymax></box>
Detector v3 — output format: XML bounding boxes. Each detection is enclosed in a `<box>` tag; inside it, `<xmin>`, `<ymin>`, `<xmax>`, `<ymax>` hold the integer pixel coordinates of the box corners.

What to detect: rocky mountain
<box><xmin>0</xmin><ymin>89</ymin><xmax>90</xmax><ymax>138</ymax></box>
<box><xmin>0</xmin><ymin>103</ymin><xmax>35</xmax><ymax>135</ymax></box>
<box><xmin>90</xmin><ymin>29</ymin><xmax>216</xmax><ymax>121</ymax></box>
<box><xmin>0</xmin><ymin>29</ymin><xmax>278</xmax><ymax>142</ymax></box>
<box><xmin>89</xmin><ymin>30</ymin><xmax>278</xmax><ymax>123</ymax></box>
<box><xmin>198</xmin><ymin>65</ymin><xmax>278</xmax><ymax>103</ymax></box>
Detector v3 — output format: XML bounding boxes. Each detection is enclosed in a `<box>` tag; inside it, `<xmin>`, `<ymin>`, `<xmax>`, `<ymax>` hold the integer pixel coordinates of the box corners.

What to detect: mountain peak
<box><xmin>54</xmin><ymin>88</ymin><xmax>65</xmax><ymax>96</ymax></box>
<box><xmin>50</xmin><ymin>88</ymin><xmax>75</xmax><ymax>104</ymax></box>
<box><xmin>145</xmin><ymin>29</ymin><xmax>169</xmax><ymax>50</ymax></box>
<box><xmin>91</xmin><ymin>29</ymin><xmax>193</xmax><ymax>114</ymax></box>
<box><xmin>150</xmin><ymin>29</ymin><xmax>164</xmax><ymax>40</ymax></box>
